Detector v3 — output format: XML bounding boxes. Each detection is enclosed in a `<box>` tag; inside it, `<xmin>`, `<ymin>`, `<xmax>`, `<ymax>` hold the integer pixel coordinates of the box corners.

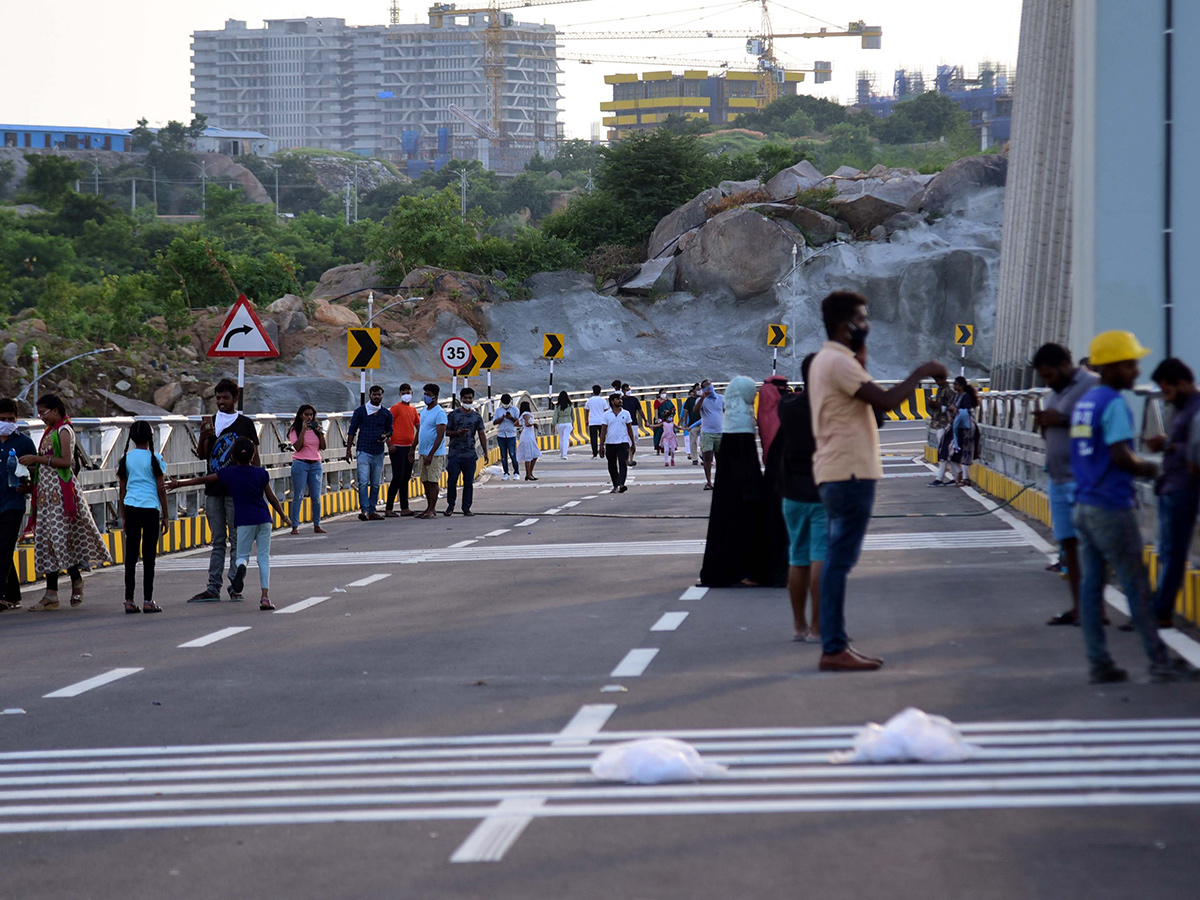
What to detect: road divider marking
<box><xmin>611</xmin><ymin>649</ymin><xmax>659</xmax><ymax>678</ymax></box>
<box><xmin>562</xmin><ymin>501</ymin><xmax>580</xmax><ymax>508</ymax></box>
<box><xmin>482</xmin><ymin>529</ymin><xmax>511</xmax><ymax>538</ymax></box>
<box><xmin>581</xmin><ymin>496</ymin><xmax>598</xmax><ymax>500</ymax></box>
<box><xmin>449</xmin><ymin>797</ymin><xmax>546</xmax><ymax>863</ymax></box>
<box><xmin>515</xmin><ymin>518</ymin><xmax>539</xmax><ymax>527</ymax></box>
<box><xmin>449</xmin><ymin>540</ymin><xmax>477</xmax><ymax>549</ymax></box>
<box><xmin>274</xmin><ymin>597</ymin><xmax>331</xmax><ymax>615</ymax></box>
<box><xmin>178</xmin><ymin>627</ymin><xmax>251</xmax><ymax>649</ymax></box>
<box><xmin>543</xmin><ymin>508</ymin><xmax>563</xmax><ymax>515</ymax></box>
<box><xmin>346</xmin><ymin>574</ymin><xmax>391</xmax><ymax>588</ymax></box>
<box><xmin>650</xmin><ymin>612</ymin><xmax>689</xmax><ymax>632</ymax></box>
<box><xmin>680</xmin><ymin>586</ymin><xmax>709</xmax><ymax>601</ymax></box>
<box><xmin>43</xmin><ymin>669</ymin><xmax>143</xmax><ymax>699</ymax></box>
<box><xmin>552</xmin><ymin>704</ymin><xmax>618</xmax><ymax>748</ymax></box>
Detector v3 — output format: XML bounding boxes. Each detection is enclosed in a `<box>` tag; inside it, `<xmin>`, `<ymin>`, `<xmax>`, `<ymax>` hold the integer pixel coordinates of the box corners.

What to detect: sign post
<box><xmin>347</xmin><ymin>327</ymin><xmax>382</xmax><ymax>405</ymax></box>
<box><xmin>767</xmin><ymin>324</ymin><xmax>787</xmax><ymax>376</ymax></box>
<box><xmin>542</xmin><ymin>333</ymin><xmax>564</xmax><ymax>408</ymax></box>
<box><xmin>954</xmin><ymin>324</ymin><xmax>974</xmax><ymax>376</ymax></box>
<box><xmin>440</xmin><ymin>337</ymin><xmax>473</xmax><ymax>406</ymax></box>
<box><xmin>475</xmin><ymin>341</ymin><xmax>501</xmax><ymax>414</ymax></box>
<box><xmin>206</xmin><ymin>294</ymin><xmax>279</xmax><ymax>410</ymax></box>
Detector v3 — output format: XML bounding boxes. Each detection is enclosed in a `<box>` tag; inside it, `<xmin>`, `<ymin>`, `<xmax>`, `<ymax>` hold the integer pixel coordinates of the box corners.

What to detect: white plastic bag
<box><xmin>483</xmin><ymin>465</ymin><xmax>504</xmax><ymax>476</ymax></box>
<box><xmin>592</xmin><ymin>738</ymin><xmax>728</xmax><ymax>784</ymax></box>
<box><xmin>832</xmin><ymin>707</ymin><xmax>978</xmax><ymax>764</ymax></box>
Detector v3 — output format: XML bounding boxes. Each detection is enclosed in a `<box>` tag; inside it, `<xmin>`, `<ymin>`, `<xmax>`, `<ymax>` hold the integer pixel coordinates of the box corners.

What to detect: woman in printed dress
<box><xmin>21</xmin><ymin>394</ymin><xmax>111</xmax><ymax>610</ymax></box>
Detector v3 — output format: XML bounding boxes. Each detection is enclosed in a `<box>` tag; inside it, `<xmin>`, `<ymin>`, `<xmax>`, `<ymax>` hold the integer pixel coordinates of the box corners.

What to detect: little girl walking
<box><xmin>660</xmin><ymin>413</ymin><xmax>679</xmax><ymax>467</ymax></box>
<box><xmin>118</xmin><ymin>421</ymin><xmax>168</xmax><ymax>614</ymax></box>
<box><xmin>170</xmin><ymin>438</ymin><xmax>290</xmax><ymax>610</ymax></box>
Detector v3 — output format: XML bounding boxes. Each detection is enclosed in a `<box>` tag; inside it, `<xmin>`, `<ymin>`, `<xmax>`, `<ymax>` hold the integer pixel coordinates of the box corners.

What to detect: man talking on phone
<box><xmin>190</xmin><ymin>378</ymin><xmax>259</xmax><ymax>602</ymax></box>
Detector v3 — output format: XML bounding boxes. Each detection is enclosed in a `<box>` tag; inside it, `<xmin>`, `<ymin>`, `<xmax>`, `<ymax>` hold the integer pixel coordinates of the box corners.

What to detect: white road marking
<box><xmin>345</xmin><ymin>574</ymin><xmax>391</xmax><ymax>588</ymax></box>
<box><xmin>449</xmin><ymin>540</ymin><xmax>477</xmax><ymax>549</ymax></box>
<box><xmin>680</xmin><ymin>586</ymin><xmax>709</xmax><ymax>601</ymax></box>
<box><xmin>154</xmin><ymin>532</ymin><xmax>1029</xmax><ymax>572</ymax></box>
<box><xmin>274</xmin><ymin>597</ymin><xmax>331</xmax><ymax>615</ymax></box>
<box><xmin>482</xmin><ymin>529</ymin><xmax>511</xmax><ymax>538</ymax></box>
<box><xmin>562</xmin><ymin>500</ymin><xmax>581</xmax><ymax>508</ymax></box>
<box><xmin>43</xmin><ymin>669</ymin><xmax>143</xmax><ymax>699</ymax></box>
<box><xmin>543</xmin><ymin>508</ymin><xmax>563</xmax><ymax>515</ymax></box>
<box><xmin>177</xmin><ymin>627</ymin><xmax>251</xmax><ymax>649</ymax></box>
<box><xmin>959</xmin><ymin>485</ymin><xmax>1055</xmax><ymax>553</ymax></box>
<box><xmin>650</xmin><ymin>612</ymin><xmax>689</xmax><ymax>632</ymax></box>
<box><xmin>581</xmin><ymin>495</ymin><xmax>598</xmax><ymax>500</ymax></box>
<box><xmin>611</xmin><ymin>648</ymin><xmax>659</xmax><ymax>678</ymax></box>
<box><xmin>454</xmin><ymin>703</ymin><xmax>616</xmax><ymax>863</ymax></box>
<box><xmin>514</xmin><ymin>518</ymin><xmax>539</xmax><ymax>527</ymax></box>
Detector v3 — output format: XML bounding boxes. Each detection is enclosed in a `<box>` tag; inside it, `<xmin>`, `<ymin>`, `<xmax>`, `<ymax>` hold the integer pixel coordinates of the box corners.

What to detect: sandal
<box><xmin>142</xmin><ymin>602</ymin><xmax>163</xmax><ymax>614</ymax></box>
<box><xmin>30</xmin><ymin>592</ymin><xmax>59</xmax><ymax>611</ymax></box>
<box><xmin>313</xmin><ymin>526</ymin><xmax>328</xmax><ymax>534</ymax></box>
<box><xmin>1046</xmin><ymin>611</ymin><xmax>1077</xmax><ymax>626</ymax></box>
<box><xmin>260</xmin><ymin>599</ymin><xmax>276</xmax><ymax>611</ymax></box>
<box><xmin>124</xmin><ymin>600</ymin><xmax>141</xmax><ymax>615</ymax></box>
<box><xmin>70</xmin><ymin>580</ymin><xmax>85</xmax><ymax>607</ymax></box>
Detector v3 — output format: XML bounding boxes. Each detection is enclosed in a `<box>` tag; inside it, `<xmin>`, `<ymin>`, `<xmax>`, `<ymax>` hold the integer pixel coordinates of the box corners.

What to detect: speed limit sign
<box><xmin>440</xmin><ymin>337</ymin><xmax>473</xmax><ymax>370</ymax></box>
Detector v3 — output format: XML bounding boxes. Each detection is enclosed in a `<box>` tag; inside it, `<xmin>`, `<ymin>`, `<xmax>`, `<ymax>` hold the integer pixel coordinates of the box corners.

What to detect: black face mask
<box><xmin>846</xmin><ymin>322</ymin><xmax>869</xmax><ymax>352</ymax></box>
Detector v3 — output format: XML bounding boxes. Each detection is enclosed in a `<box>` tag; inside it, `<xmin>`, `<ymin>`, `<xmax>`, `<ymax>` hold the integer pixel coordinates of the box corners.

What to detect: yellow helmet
<box><xmin>1088</xmin><ymin>331</ymin><xmax>1151</xmax><ymax>367</ymax></box>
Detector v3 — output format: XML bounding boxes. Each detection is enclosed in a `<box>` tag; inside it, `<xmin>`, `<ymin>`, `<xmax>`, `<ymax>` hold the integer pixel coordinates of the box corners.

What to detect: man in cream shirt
<box><xmin>809</xmin><ymin>291</ymin><xmax>946</xmax><ymax>672</ymax></box>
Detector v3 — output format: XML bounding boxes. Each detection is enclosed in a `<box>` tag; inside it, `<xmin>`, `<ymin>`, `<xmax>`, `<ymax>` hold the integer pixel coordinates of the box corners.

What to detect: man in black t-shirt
<box><xmin>189</xmin><ymin>378</ymin><xmax>260</xmax><ymax>602</ymax></box>
<box><xmin>444</xmin><ymin>387</ymin><xmax>488</xmax><ymax>516</ymax></box>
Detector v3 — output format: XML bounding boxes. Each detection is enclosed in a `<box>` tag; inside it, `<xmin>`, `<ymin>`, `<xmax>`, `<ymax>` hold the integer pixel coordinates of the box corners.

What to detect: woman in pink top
<box><xmin>287</xmin><ymin>404</ymin><xmax>327</xmax><ymax>535</ymax></box>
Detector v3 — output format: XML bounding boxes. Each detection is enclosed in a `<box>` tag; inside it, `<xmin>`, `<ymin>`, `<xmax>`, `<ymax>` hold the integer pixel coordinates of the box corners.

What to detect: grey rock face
<box><xmin>153</xmin><ymin>383</ymin><xmax>183</xmax><ymax>410</ymax></box>
<box><xmin>311</xmin><ymin>263</ymin><xmax>382</xmax><ymax>300</ymax></box>
<box><xmin>789</xmin><ymin>207</ymin><xmax>841</xmax><ymax>245</ymax></box>
<box><xmin>172</xmin><ymin>396</ymin><xmax>204</xmax><ymax>417</ymax></box>
<box><xmin>621</xmin><ymin>257</ymin><xmax>677</xmax><ymax>295</ymax></box>
<box><xmin>280</xmin><ymin>310</ymin><xmax>309</xmax><ymax>334</ymax></box>
<box><xmin>647</xmin><ymin>188</ymin><xmax>721</xmax><ymax>259</ymax></box>
<box><xmin>718</xmin><ymin>179</ymin><xmax>761</xmax><ymax>196</ymax></box>
<box><xmin>268</xmin><ymin>294</ymin><xmax>305</xmax><ymax>314</ymax></box>
<box><xmin>521</xmin><ymin>270</ymin><xmax>596</xmax><ymax>295</ymax></box>
<box><xmin>1</xmin><ymin>342</ymin><xmax>17</xmax><ymax>367</ymax></box>
<box><xmin>923</xmin><ymin>154</ymin><xmax>1008</xmax><ymax>216</ymax></box>
<box><xmin>829</xmin><ymin>192</ymin><xmax>907</xmax><ymax>234</ymax></box>
<box><xmin>764</xmin><ymin>160</ymin><xmax>825</xmax><ymax>200</ymax></box>
<box><xmin>675</xmin><ymin>208</ymin><xmax>805</xmax><ymax>300</ymax></box>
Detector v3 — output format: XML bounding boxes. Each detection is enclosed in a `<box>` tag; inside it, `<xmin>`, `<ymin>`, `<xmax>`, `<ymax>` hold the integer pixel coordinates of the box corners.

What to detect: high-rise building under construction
<box><xmin>190</xmin><ymin>12</ymin><xmax>560</xmax><ymax>172</ymax></box>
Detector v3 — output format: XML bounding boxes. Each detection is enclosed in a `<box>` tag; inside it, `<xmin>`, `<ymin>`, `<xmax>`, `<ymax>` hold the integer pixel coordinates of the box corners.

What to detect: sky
<box><xmin>0</xmin><ymin>0</ymin><xmax>1023</xmax><ymax>141</ymax></box>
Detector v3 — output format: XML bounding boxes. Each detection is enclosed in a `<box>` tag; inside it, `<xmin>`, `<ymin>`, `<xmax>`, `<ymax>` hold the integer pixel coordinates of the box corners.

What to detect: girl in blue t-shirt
<box><xmin>118</xmin><ymin>421</ymin><xmax>169</xmax><ymax>614</ymax></box>
<box><xmin>170</xmin><ymin>438</ymin><xmax>290</xmax><ymax>610</ymax></box>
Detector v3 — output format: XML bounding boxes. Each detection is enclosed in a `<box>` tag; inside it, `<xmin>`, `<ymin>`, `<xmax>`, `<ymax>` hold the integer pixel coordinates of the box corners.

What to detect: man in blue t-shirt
<box><xmin>410</xmin><ymin>383</ymin><xmax>448</xmax><ymax>518</ymax></box>
<box><xmin>1069</xmin><ymin>330</ymin><xmax>1195</xmax><ymax>685</ymax></box>
<box><xmin>0</xmin><ymin>398</ymin><xmax>37</xmax><ymax>609</ymax></box>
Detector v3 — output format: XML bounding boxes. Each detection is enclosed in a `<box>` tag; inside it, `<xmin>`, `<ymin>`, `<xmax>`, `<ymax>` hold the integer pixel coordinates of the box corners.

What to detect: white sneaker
<box><xmin>502</xmin><ymin>473</ymin><xmax>510</xmax><ymax>481</ymax></box>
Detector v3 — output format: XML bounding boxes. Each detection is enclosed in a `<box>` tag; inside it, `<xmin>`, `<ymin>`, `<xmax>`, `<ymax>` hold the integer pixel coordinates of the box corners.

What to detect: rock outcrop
<box><xmin>311</xmin><ymin>263</ymin><xmax>382</xmax><ymax>300</ymax></box>
<box><xmin>764</xmin><ymin>160</ymin><xmax>825</xmax><ymax>200</ymax></box>
<box><xmin>647</xmin><ymin>188</ymin><xmax>721</xmax><ymax>259</ymax></box>
<box><xmin>923</xmin><ymin>154</ymin><xmax>1008</xmax><ymax>216</ymax></box>
<box><xmin>312</xmin><ymin>304</ymin><xmax>361</xmax><ymax>327</ymax></box>
<box><xmin>674</xmin><ymin>208</ymin><xmax>805</xmax><ymax>300</ymax></box>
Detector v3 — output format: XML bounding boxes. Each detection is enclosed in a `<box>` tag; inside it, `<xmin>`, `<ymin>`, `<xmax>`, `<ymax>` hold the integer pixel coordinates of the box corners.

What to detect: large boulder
<box><xmin>153</xmin><ymin>382</ymin><xmax>183</xmax><ymax>410</ymax></box>
<box><xmin>718</xmin><ymin>179</ymin><xmax>761</xmax><ymax>196</ymax></box>
<box><xmin>402</xmin><ymin>266</ymin><xmax>507</xmax><ymax>303</ymax></box>
<box><xmin>830</xmin><ymin>165</ymin><xmax>862</xmax><ymax>179</ymax></box>
<box><xmin>313</xmin><ymin>303</ymin><xmax>362</xmax><ymax>327</ymax></box>
<box><xmin>923</xmin><ymin>155</ymin><xmax>1008</xmax><ymax>216</ymax></box>
<box><xmin>647</xmin><ymin>187</ymin><xmax>722</xmax><ymax>259</ymax></box>
<box><xmin>675</xmin><ymin>208</ymin><xmax>805</xmax><ymax>301</ymax></box>
<box><xmin>829</xmin><ymin>192</ymin><xmax>907</xmax><ymax>234</ymax></box>
<box><xmin>279</xmin><ymin>310</ymin><xmax>309</xmax><ymax>334</ymax></box>
<box><xmin>310</xmin><ymin>263</ymin><xmax>381</xmax><ymax>300</ymax></box>
<box><xmin>620</xmin><ymin>257</ymin><xmax>677</xmax><ymax>295</ymax></box>
<box><xmin>268</xmin><ymin>293</ymin><xmax>305</xmax><ymax>314</ymax></box>
<box><xmin>522</xmin><ymin>270</ymin><xmax>595</xmax><ymax>296</ymax></box>
<box><xmin>764</xmin><ymin>160</ymin><xmax>824</xmax><ymax>200</ymax></box>
<box><xmin>789</xmin><ymin>207</ymin><xmax>841</xmax><ymax>245</ymax></box>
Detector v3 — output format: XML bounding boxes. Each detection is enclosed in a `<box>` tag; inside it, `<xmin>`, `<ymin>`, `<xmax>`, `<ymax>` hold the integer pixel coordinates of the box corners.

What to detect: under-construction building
<box><xmin>854</xmin><ymin>62</ymin><xmax>1015</xmax><ymax>148</ymax></box>
<box><xmin>190</xmin><ymin>11</ymin><xmax>561</xmax><ymax>174</ymax></box>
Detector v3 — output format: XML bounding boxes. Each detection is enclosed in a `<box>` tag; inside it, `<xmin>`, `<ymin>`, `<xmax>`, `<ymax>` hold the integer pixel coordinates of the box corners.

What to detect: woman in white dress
<box><xmin>515</xmin><ymin>401</ymin><xmax>541</xmax><ymax>481</ymax></box>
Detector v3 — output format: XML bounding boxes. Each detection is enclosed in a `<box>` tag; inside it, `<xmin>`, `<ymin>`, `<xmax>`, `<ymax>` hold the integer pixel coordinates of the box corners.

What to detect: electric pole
<box><xmin>345</xmin><ymin>178</ymin><xmax>352</xmax><ymax>225</ymax></box>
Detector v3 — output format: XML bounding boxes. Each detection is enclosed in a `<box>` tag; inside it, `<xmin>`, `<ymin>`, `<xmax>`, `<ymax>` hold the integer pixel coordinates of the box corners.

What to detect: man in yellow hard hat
<box><xmin>1068</xmin><ymin>331</ymin><xmax>1197</xmax><ymax>683</ymax></box>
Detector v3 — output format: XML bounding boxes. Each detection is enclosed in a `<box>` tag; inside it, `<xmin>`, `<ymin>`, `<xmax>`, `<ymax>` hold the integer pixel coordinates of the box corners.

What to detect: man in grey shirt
<box><xmin>1033</xmin><ymin>343</ymin><xmax>1100</xmax><ymax>627</ymax></box>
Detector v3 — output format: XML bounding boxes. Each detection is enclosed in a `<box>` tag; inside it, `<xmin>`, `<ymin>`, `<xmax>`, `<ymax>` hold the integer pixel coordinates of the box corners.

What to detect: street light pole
<box><xmin>18</xmin><ymin>347</ymin><xmax>116</xmax><ymax>412</ymax></box>
<box><xmin>272</xmin><ymin>165</ymin><xmax>280</xmax><ymax>213</ymax></box>
<box><xmin>191</xmin><ymin>161</ymin><xmax>207</xmax><ymax>216</ymax></box>
<box><xmin>150</xmin><ymin>165</ymin><xmax>157</xmax><ymax>212</ymax></box>
<box><xmin>31</xmin><ymin>347</ymin><xmax>39</xmax><ymax>410</ymax></box>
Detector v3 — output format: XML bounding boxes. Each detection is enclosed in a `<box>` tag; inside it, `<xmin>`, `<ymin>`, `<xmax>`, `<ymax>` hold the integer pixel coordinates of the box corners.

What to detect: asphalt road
<box><xmin>3</xmin><ymin>422</ymin><xmax>1200</xmax><ymax>900</ymax></box>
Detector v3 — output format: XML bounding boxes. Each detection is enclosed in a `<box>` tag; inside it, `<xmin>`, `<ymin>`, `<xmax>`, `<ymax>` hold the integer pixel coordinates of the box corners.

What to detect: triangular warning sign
<box><xmin>206</xmin><ymin>295</ymin><xmax>279</xmax><ymax>359</ymax></box>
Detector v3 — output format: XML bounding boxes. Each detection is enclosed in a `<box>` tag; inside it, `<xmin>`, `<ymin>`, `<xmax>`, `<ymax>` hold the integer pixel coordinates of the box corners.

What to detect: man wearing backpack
<box><xmin>189</xmin><ymin>378</ymin><xmax>260</xmax><ymax>602</ymax></box>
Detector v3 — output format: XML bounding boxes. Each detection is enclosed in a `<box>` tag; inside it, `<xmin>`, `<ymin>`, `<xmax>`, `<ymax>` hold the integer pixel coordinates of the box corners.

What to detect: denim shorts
<box><xmin>1048</xmin><ymin>479</ymin><xmax>1077</xmax><ymax>542</ymax></box>
<box><xmin>782</xmin><ymin>498</ymin><xmax>828</xmax><ymax>566</ymax></box>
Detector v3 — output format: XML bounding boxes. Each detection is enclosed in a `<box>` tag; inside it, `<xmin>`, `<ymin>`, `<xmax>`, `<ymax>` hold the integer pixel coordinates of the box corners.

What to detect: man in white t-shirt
<box><xmin>599</xmin><ymin>393</ymin><xmax>636</xmax><ymax>493</ymax></box>
<box><xmin>584</xmin><ymin>384</ymin><xmax>610</xmax><ymax>460</ymax></box>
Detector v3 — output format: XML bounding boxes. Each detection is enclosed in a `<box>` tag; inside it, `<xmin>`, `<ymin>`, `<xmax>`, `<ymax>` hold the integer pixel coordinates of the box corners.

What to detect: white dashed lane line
<box><xmin>680</xmin><ymin>586</ymin><xmax>709</xmax><ymax>601</ymax></box>
<box><xmin>515</xmin><ymin>518</ymin><xmax>540</xmax><ymax>527</ymax></box>
<box><xmin>449</xmin><ymin>540</ymin><xmax>478</xmax><ymax>549</ymax></box>
<box><xmin>346</xmin><ymin>574</ymin><xmax>392</xmax><ymax>588</ymax></box>
<box><xmin>562</xmin><ymin>501</ymin><xmax>580</xmax><ymax>508</ymax></box>
<box><xmin>650</xmin><ymin>612</ymin><xmax>689</xmax><ymax>632</ymax></box>
<box><xmin>43</xmin><ymin>668</ymin><xmax>143</xmax><ymax>698</ymax></box>
<box><xmin>610</xmin><ymin>649</ymin><xmax>659</xmax><ymax>678</ymax></box>
<box><xmin>274</xmin><ymin>596</ymin><xmax>331</xmax><ymax>615</ymax></box>
<box><xmin>482</xmin><ymin>529</ymin><xmax>511</xmax><ymax>538</ymax></box>
<box><xmin>177</xmin><ymin>627</ymin><xmax>251</xmax><ymax>649</ymax></box>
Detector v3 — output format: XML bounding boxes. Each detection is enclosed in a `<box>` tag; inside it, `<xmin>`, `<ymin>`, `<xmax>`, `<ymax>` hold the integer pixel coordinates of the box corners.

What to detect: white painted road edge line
<box><xmin>514</xmin><ymin>518</ymin><xmax>539</xmax><ymax>527</ymax></box>
<box><xmin>453</xmin><ymin>704</ymin><xmax>617</xmax><ymax>862</ymax></box>
<box><xmin>680</xmin><ymin>586</ymin><xmax>709</xmax><ymax>601</ymax></box>
<box><xmin>611</xmin><ymin>648</ymin><xmax>659</xmax><ymax>678</ymax></box>
<box><xmin>44</xmin><ymin>669</ymin><xmax>143</xmax><ymax>699</ymax></box>
<box><xmin>651</xmin><ymin>612</ymin><xmax>689</xmax><ymax>632</ymax></box>
<box><xmin>274</xmin><ymin>597</ymin><xmax>331</xmax><ymax>615</ymax></box>
<box><xmin>345</xmin><ymin>574</ymin><xmax>391</xmax><ymax>588</ymax></box>
<box><xmin>177</xmin><ymin>627</ymin><xmax>252</xmax><ymax>649</ymax></box>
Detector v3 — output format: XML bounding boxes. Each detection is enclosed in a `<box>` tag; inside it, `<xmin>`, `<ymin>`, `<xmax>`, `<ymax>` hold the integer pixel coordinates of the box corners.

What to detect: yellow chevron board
<box><xmin>884</xmin><ymin>388</ymin><xmax>936</xmax><ymax>422</ymax></box>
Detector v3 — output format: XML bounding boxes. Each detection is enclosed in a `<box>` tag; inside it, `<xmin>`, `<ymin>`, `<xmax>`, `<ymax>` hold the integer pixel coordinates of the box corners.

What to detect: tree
<box><xmin>366</xmin><ymin>189</ymin><xmax>482</xmax><ymax>282</ymax></box>
<box><xmin>734</xmin><ymin>94</ymin><xmax>846</xmax><ymax>135</ymax></box>
<box><xmin>0</xmin><ymin>159</ymin><xmax>15</xmax><ymax>200</ymax></box>
<box><xmin>657</xmin><ymin>113</ymin><xmax>713</xmax><ymax>136</ymax></box>
<box><xmin>877</xmin><ymin>92</ymin><xmax>971</xmax><ymax>145</ymax></box>
<box><xmin>21</xmin><ymin>154</ymin><xmax>81</xmax><ymax>207</ymax></box>
<box><xmin>819</xmin><ymin>122</ymin><xmax>876</xmax><ymax>172</ymax></box>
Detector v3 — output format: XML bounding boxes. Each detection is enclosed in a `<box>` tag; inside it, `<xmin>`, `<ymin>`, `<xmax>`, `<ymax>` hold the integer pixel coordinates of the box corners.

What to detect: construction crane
<box><xmin>519</xmin><ymin>48</ymin><xmax>829</xmax><ymax>81</ymax></box>
<box><xmin>425</xmin><ymin>1</ymin><xmax>594</xmax><ymax>137</ymax></box>
<box><xmin>557</xmin><ymin>0</ymin><xmax>880</xmax><ymax>106</ymax></box>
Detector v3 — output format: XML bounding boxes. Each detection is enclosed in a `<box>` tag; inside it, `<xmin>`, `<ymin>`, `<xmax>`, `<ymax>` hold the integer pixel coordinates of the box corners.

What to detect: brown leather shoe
<box><xmin>819</xmin><ymin>650</ymin><xmax>883</xmax><ymax>672</ymax></box>
<box><xmin>848</xmin><ymin>647</ymin><xmax>884</xmax><ymax>665</ymax></box>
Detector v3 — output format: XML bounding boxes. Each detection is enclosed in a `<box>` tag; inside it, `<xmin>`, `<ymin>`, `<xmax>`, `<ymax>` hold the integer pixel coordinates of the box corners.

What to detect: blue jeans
<box><xmin>356</xmin><ymin>451</ymin><xmax>385</xmax><ymax>514</ymax></box>
<box><xmin>818</xmin><ymin>478</ymin><xmax>876</xmax><ymax>655</ymax></box>
<box><xmin>290</xmin><ymin>459</ymin><xmax>323</xmax><ymax>528</ymax></box>
<box><xmin>446</xmin><ymin>455</ymin><xmax>477</xmax><ymax>512</ymax></box>
<box><xmin>496</xmin><ymin>436</ymin><xmax>518</xmax><ymax>475</ymax></box>
<box><xmin>235</xmin><ymin>522</ymin><xmax>272</xmax><ymax>591</ymax></box>
<box><xmin>1155</xmin><ymin>489</ymin><xmax>1200</xmax><ymax>620</ymax></box>
<box><xmin>1073</xmin><ymin>503</ymin><xmax>1166</xmax><ymax>670</ymax></box>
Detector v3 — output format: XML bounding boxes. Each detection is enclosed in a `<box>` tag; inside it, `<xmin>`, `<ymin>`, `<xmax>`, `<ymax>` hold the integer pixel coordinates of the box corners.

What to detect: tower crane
<box><xmin>519</xmin><ymin>48</ymin><xmax>829</xmax><ymax>82</ymax></box>
<box><xmin>424</xmin><ymin>1</ymin><xmax>595</xmax><ymax>137</ymax></box>
<box><xmin>557</xmin><ymin>0</ymin><xmax>880</xmax><ymax>106</ymax></box>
